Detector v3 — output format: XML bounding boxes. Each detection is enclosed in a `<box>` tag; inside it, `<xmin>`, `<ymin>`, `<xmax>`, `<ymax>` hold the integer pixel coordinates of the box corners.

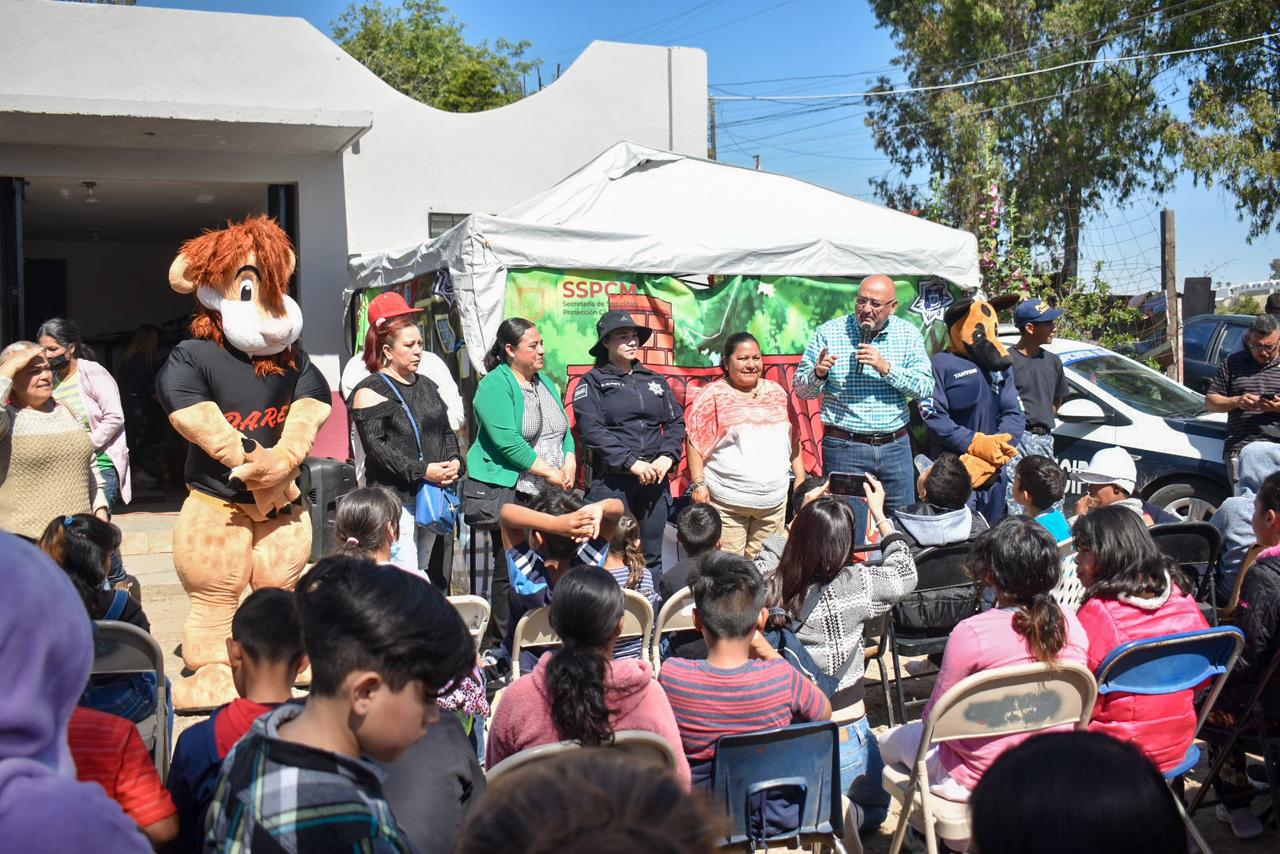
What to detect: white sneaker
<box><xmin>1216</xmin><ymin>804</ymin><xmax>1265</xmax><ymax>840</ymax></box>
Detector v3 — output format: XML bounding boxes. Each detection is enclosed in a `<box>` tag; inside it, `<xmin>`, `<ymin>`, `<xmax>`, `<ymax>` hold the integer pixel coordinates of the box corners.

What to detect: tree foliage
<box><xmin>1165</xmin><ymin>2</ymin><xmax>1280</xmax><ymax>241</ymax></box>
<box><xmin>866</xmin><ymin>1</ymin><xmax>1279</xmax><ymax>283</ymax></box>
<box><xmin>332</xmin><ymin>0</ymin><xmax>537</xmax><ymax>112</ymax></box>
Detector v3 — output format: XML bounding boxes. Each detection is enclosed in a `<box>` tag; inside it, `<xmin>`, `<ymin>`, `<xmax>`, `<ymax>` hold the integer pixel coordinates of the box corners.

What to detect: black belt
<box><xmin>1027</xmin><ymin>426</ymin><xmax>1052</xmax><ymax>436</ymax></box>
<box><xmin>822</xmin><ymin>425</ymin><xmax>909</xmax><ymax>446</ymax></box>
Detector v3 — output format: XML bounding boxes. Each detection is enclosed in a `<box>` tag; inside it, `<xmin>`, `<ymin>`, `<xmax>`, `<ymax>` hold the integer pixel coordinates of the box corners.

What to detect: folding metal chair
<box><xmin>91</xmin><ymin>620</ymin><xmax>169</xmax><ymax>781</ymax></box>
<box><xmin>649</xmin><ymin>587</ymin><xmax>695</xmax><ymax>678</ymax></box>
<box><xmin>888</xmin><ymin>542</ymin><xmax>979</xmax><ymax>722</ymax></box>
<box><xmin>621</xmin><ymin>588</ymin><xmax>655</xmax><ymax>667</ymax></box>
<box><xmin>511</xmin><ymin>606</ymin><xmax>560</xmax><ymax>680</ymax></box>
<box><xmin>1094</xmin><ymin>626</ymin><xmax>1247</xmax><ymax>853</ymax></box>
<box><xmin>1051</xmin><ymin>537</ymin><xmax>1086</xmax><ymax>612</ymax></box>
<box><xmin>486</xmin><ymin>730</ymin><xmax>680</xmax><ymax>782</ymax></box>
<box><xmin>862</xmin><ymin>611</ymin><xmax>895</xmax><ymax>727</ymax></box>
<box><xmin>1187</xmin><ymin>644</ymin><xmax>1280</xmax><ymax>832</ymax></box>
<box><xmin>448</xmin><ymin>594</ymin><xmax>491</xmax><ymax>652</ymax></box>
<box><xmin>883</xmin><ymin>661</ymin><xmax>1097</xmax><ymax>854</ymax></box>
<box><xmin>710</xmin><ymin>720</ymin><xmax>850</xmax><ymax>853</ymax></box>
<box><xmin>1150</xmin><ymin>522</ymin><xmax>1223</xmax><ymax>626</ymax></box>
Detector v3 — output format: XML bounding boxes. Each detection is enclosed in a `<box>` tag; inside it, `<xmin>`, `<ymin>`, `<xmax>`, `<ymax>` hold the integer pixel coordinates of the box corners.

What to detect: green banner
<box><xmin>504</xmin><ymin>269</ymin><xmax>963</xmax><ymax>390</ymax></box>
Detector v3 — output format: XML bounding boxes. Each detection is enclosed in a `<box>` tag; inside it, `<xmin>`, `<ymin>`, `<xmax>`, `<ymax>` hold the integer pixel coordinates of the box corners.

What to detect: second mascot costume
<box><xmin>157</xmin><ymin>215</ymin><xmax>330</xmax><ymax>710</ymax></box>
<box><xmin>921</xmin><ymin>297</ymin><xmax>1025</xmax><ymax>526</ymax></box>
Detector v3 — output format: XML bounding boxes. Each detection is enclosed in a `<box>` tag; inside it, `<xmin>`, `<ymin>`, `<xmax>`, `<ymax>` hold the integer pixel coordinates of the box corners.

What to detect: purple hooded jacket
<box><xmin>0</xmin><ymin>533</ymin><xmax>150</xmax><ymax>852</ymax></box>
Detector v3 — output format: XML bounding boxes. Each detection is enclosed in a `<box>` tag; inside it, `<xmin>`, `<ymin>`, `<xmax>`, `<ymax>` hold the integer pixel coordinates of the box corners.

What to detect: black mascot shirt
<box><xmin>156</xmin><ymin>339</ymin><xmax>330</xmax><ymax>503</ymax></box>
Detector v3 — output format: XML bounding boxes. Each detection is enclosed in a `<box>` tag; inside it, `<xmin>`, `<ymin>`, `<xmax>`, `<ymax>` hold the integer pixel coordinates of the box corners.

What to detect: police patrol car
<box><xmin>1029</xmin><ymin>338</ymin><xmax>1229</xmax><ymax>521</ymax></box>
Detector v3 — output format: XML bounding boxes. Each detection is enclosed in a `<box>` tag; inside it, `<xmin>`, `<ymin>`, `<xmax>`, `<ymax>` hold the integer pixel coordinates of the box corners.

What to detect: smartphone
<box><xmin>828</xmin><ymin>471</ymin><xmax>870</xmax><ymax>496</ymax></box>
<box><xmin>1265</xmin><ymin>393</ymin><xmax>1280</xmax><ymax>401</ymax></box>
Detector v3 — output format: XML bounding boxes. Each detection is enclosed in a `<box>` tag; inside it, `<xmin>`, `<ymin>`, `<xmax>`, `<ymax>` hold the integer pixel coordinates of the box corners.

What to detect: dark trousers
<box><xmin>587</xmin><ymin>472</ymin><xmax>672</xmax><ymax>588</ymax></box>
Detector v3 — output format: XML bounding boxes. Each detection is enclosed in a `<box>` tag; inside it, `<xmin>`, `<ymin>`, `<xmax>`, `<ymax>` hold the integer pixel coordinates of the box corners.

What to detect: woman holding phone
<box><xmin>685</xmin><ymin>332</ymin><xmax>806</xmax><ymax>558</ymax></box>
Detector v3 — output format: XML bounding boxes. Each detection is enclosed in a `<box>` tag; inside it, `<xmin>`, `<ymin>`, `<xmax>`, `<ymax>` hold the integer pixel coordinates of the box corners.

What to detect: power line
<box><xmin>713</xmin><ymin>32</ymin><xmax>1274</xmax><ymax>101</ymax></box>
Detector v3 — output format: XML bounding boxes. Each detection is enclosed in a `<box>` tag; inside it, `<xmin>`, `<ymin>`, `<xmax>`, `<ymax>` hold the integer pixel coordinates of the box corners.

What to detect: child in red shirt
<box><xmin>166</xmin><ymin>588</ymin><xmax>306</xmax><ymax>852</ymax></box>
<box><xmin>67</xmin><ymin>705</ymin><xmax>178</xmax><ymax>846</ymax></box>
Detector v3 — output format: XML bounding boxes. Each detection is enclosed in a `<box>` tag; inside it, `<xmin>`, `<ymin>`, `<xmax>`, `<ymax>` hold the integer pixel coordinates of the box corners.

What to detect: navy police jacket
<box><xmin>573</xmin><ymin>361</ymin><xmax>686</xmax><ymax>472</ymax></box>
<box><xmin>921</xmin><ymin>351</ymin><xmax>1025</xmax><ymax>456</ymax></box>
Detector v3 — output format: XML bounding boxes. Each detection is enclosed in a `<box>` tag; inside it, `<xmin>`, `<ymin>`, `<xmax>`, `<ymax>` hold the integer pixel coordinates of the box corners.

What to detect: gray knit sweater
<box><xmin>758</xmin><ymin>532</ymin><xmax>917</xmax><ymax>710</ymax></box>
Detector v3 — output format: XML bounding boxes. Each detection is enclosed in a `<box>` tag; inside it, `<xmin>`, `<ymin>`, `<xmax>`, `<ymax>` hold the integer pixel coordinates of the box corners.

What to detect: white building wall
<box><xmin>341</xmin><ymin>41</ymin><xmax>708</xmax><ymax>254</ymax></box>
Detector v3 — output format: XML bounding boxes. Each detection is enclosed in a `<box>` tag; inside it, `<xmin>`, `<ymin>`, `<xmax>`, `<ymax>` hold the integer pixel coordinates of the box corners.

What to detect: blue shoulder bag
<box><xmin>377</xmin><ymin>373</ymin><xmax>459</xmax><ymax>535</ymax></box>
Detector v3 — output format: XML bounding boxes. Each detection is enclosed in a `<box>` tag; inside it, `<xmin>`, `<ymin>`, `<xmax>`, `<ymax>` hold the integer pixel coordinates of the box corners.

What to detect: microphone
<box><xmin>856</xmin><ymin>320</ymin><xmax>874</xmax><ymax>376</ymax></box>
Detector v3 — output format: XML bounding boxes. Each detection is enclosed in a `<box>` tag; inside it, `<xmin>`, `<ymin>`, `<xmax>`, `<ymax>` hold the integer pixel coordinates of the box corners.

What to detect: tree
<box><xmin>331</xmin><ymin>0</ymin><xmax>537</xmax><ymax>112</ymax></box>
<box><xmin>1166</xmin><ymin>2</ymin><xmax>1280</xmax><ymax>242</ymax></box>
<box><xmin>866</xmin><ymin>1</ymin><xmax>1180</xmax><ymax>286</ymax></box>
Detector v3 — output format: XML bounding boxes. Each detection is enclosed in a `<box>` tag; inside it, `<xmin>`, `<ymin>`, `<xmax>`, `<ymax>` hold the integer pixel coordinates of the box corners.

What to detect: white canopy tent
<box><xmin>347</xmin><ymin>142</ymin><xmax>980</xmax><ymax>370</ymax></box>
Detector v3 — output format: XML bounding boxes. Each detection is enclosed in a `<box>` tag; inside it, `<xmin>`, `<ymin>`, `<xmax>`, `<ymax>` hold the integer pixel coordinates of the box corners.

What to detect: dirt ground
<box><xmin>145</xmin><ymin>578</ymin><xmax>1271</xmax><ymax>852</ymax></box>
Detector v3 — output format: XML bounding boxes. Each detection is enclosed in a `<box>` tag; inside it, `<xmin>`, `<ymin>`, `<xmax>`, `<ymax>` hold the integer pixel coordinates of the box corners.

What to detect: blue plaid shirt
<box><xmin>794</xmin><ymin>314</ymin><xmax>933</xmax><ymax>434</ymax></box>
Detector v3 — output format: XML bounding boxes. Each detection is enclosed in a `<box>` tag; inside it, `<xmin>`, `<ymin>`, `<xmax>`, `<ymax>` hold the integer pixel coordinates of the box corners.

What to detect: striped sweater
<box><xmin>0</xmin><ymin>377</ymin><xmax>107</xmax><ymax>539</ymax></box>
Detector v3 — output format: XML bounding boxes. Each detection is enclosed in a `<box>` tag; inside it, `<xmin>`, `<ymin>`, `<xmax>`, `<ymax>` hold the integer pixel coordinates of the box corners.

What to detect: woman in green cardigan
<box><xmin>467</xmin><ymin>317</ymin><xmax>575</xmax><ymax>646</ymax></box>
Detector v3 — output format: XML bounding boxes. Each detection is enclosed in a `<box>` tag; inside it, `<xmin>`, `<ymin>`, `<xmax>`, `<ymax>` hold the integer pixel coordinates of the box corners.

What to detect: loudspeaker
<box><xmin>297</xmin><ymin>457</ymin><xmax>357</xmax><ymax>562</ymax></box>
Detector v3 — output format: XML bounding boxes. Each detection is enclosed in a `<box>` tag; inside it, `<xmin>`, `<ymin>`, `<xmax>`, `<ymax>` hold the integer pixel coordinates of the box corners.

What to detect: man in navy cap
<box><xmin>1006</xmin><ymin>298</ymin><xmax>1068</xmax><ymax>514</ymax></box>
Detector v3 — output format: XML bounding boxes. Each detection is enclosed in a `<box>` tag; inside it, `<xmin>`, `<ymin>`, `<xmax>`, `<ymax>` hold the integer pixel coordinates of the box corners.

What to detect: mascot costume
<box><xmin>920</xmin><ymin>297</ymin><xmax>1025</xmax><ymax>526</ymax></box>
<box><xmin>157</xmin><ymin>215</ymin><xmax>330</xmax><ymax>710</ymax></box>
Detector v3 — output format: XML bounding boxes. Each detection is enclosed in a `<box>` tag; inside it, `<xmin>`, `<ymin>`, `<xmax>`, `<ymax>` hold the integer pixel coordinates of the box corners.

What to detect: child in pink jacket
<box><xmin>880</xmin><ymin>516</ymin><xmax>1089</xmax><ymax>800</ymax></box>
<box><xmin>1072</xmin><ymin>506</ymin><xmax>1208</xmax><ymax>772</ymax></box>
<box><xmin>485</xmin><ymin>566</ymin><xmax>690</xmax><ymax>787</ymax></box>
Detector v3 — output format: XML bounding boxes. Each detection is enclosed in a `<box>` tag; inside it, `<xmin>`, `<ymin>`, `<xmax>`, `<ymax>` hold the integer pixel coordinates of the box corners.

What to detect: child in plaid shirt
<box><xmin>203</xmin><ymin>556</ymin><xmax>475</xmax><ymax>853</ymax></box>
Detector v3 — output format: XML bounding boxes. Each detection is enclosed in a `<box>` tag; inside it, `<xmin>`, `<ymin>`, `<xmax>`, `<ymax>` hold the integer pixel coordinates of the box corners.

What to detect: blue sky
<box><xmin>140</xmin><ymin>0</ymin><xmax>1278</xmax><ymax>293</ymax></box>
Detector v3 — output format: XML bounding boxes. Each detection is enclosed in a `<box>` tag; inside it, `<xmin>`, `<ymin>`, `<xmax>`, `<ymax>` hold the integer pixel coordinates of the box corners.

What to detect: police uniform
<box><xmin>573</xmin><ymin>359</ymin><xmax>685</xmax><ymax>584</ymax></box>
<box><xmin>921</xmin><ymin>351</ymin><xmax>1025</xmax><ymax>525</ymax></box>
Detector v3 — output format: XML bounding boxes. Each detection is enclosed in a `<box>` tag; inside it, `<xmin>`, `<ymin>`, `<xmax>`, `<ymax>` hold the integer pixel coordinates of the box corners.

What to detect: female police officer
<box><xmin>572</xmin><ymin>311</ymin><xmax>685</xmax><ymax>586</ymax></box>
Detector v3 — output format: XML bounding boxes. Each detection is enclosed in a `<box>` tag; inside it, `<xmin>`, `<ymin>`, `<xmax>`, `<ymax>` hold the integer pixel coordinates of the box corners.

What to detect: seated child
<box><xmin>1072</xmin><ymin>446</ymin><xmax>1178</xmax><ymax>526</ymax></box>
<box><xmin>167</xmin><ymin>588</ymin><xmax>306</xmax><ymax>853</ymax></box>
<box><xmin>38</xmin><ymin>514</ymin><xmax>163</xmax><ymax>726</ymax></box>
<box><xmin>1073</xmin><ymin>507</ymin><xmax>1208</xmax><ymax>773</ymax></box>
<box><xmin>1204</xmin><ymin>470</ymin><xmax>1280</xmax><ymax>839</ymax></box>
<box><xmin>879</xmin><ymin>516</ymin><xmax>1088</xmax><ymax>802</ymax></box>
<box><xmin>602</xmin><ymin>511</ymin><xmax>660</xmax><ymax>660</ymax></box>
<box><xmin>499</xmin><ymin>488</ymin><xmax>624</xmax><ymax>668</ymax></box>
<box><xmin>0</xmin><ymin>532</ymin><xmax>151</xmax><ymax>853</ymax></box>
<box><xmin>203</xmin><ymin>556</ymin><xmax>475</xmax><ymax>852</ymax></box>
<box><xmin>485</xmin><ymin>566</ymin><xmax>690</xmax><ymax>786</ymax></box>
<box><xmin>659</xmin><ymin>551</ymin><xmax>830</xmax><ymax>787</ymax></box>
<box><xmin>661</xmin><ymin>503</ymin><xmax>724</xmax><ymax>661</ymax></box>
<box><xmin>1210</xmin><ymin>441</ymin><xmax>1280</xmax><ymax>604</ymax></box>
<box><xmin>893</xmin><ymin>453</ymin><xmax>989</xmax><ymax>553</ymax></box>
<box><xmin>332</xmin><ymin>484</ymin><xmax>404</xmax><ymax>565</ymax></box>
<box><xmin>970</xmin><ymin>732</ymin><xmax>1184</xmax><ymax>854</ymax></box>
<box><xmin>1012</xmin><ymin>455</ymin><xmax>1083</xmax><ymax>611</ymax></box>
<box><xmin>659</xmin><ymin>502</ymin><xmax>723</xmax><ymax>605</ymax></box>
<box><xmin>1011</xmin><ymin>454</ymin><xmax>1070</xmax><ymax>542</ymax></box>
<box><xmin>458</xmin><ymin>751</ymin><xmax>723</xmax><ymax>854</ymax></box>
<box><xmin>67</xmin><ymin>706</ymin><xmax>178</xmax><ymax>847</ymax></box>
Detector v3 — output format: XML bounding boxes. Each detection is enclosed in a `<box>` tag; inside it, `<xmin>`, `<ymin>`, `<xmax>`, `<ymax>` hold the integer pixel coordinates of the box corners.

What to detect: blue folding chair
<box><xmin>1094</xmin><ymin>626</ymin><xmax>1246</xmax><ymax>853</ymax></box>
<box><xmin>710</xmin><ymin>720</ymin><xmax>850</xmax><ymax>853</ymax></box>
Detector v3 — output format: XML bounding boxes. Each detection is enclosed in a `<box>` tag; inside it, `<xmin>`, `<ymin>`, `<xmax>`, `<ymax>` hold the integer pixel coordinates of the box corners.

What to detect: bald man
<box><xmin>795</xmin><ymin>275</ymin><xmax>933</xmax><ymax>539</ymax></box>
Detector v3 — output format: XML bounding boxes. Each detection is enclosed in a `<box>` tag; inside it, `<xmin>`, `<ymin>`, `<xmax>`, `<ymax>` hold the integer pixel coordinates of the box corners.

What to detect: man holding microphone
<box><xmin>795</xmin><ymin>275</ymin><xmax>934</xmax><ymax>539</ymax></box>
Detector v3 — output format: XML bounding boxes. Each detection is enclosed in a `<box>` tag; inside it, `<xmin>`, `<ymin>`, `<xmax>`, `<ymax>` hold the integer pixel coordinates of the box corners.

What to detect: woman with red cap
<box><xmin>346</xmin><ymin>292</ymin><xmax>464</xmax><ymax>579</ymax></box>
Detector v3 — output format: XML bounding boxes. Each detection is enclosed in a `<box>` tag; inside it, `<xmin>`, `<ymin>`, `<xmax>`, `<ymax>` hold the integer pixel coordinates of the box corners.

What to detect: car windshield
<box><xmin>1065</xmin><ymin>352</ymin><xmax>1204</xmax><ymax>418</ymax></box>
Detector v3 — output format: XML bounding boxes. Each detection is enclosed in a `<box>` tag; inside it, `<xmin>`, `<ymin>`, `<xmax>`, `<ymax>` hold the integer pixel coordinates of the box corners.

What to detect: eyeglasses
<box><xmin>1247</xmin><ymin>340</ymin><xmax>1279</xmax><ymax>355</ymax></box>
<box><xmin>855</xmin><ymin>296</ymin><xmax>897</xmax><ymax>310</ymax></box>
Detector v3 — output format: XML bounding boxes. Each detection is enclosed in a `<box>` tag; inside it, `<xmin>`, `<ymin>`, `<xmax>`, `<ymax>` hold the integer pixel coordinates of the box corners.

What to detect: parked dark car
<box><xmin>1150</xmin><ymin>314</ymin><xmax>1252</xmax><ymax>394</ymax></box>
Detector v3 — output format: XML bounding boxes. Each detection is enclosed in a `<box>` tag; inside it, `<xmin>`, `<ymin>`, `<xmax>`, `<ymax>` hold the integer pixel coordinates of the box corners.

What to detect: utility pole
<box><xmin>1161</xmin><ymin>209</ymin><xmax>1183</xmax><ymax>384</ymax></box>
<box><xmin>708</xmin><ymin>95</ymin><xmax>716</xmax><ymax>160</ymax></box>
<box><xmin>753</xmin><ymin>154</ymin><xmax>761</xmax><ymax>170</ymax></box>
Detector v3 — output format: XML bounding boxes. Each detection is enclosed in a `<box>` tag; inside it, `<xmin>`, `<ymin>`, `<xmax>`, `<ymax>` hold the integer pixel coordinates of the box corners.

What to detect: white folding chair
<box><xmin>486</xmin><ymin>739</ymin><xmax>580</xmax><ymax>781</ymax></box>
<box><xmin>620</xmin><ymin>588</ymin><xmax>655</xmax><ymax>666</ymax></box>
<box><xmin>649</xmin><ymin>587</ymin><xmax>696</xmax><ymax>677</ymax></box>
<box><xmin>884</xmin><ymin>661</ymin><xmax>1098</xmax><ymax>854</ymax></box>
<box><xmin>448</xmin><ymin>594</ymin><xmax>491</xmax><ymax>652</ymax></box>
<box><xmin>511</xmin><ymin>606</ymin><xmax>560</xmax><ymax>680</ymax></box>
<box><xmin>486</xmin><ymin>730</ymin><xmax>679</xmax><ymax>782</ymax></box>
<box><xmin>91</xmin><ymin>620</ymin><xmax>170</xmax><ymax>782</ymax></box>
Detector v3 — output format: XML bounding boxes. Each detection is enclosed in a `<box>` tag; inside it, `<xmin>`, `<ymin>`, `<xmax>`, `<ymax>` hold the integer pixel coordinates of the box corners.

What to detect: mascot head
<box><xmin>943</xmin><ymin>296</ymin><xmax>1017</xmax><ymax>373</ymax></box>
<box><xmin>168</xmin><ymin>215</ymin><xmax>302</xmax><ymax>375</ymax></box>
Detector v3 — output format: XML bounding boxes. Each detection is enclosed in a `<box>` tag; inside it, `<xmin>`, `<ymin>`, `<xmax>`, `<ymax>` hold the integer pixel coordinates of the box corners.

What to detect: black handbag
<box><xmin>461</xmin><ymin>477</ymin><xmax>515</xmax><ymax>530</ymax></box>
